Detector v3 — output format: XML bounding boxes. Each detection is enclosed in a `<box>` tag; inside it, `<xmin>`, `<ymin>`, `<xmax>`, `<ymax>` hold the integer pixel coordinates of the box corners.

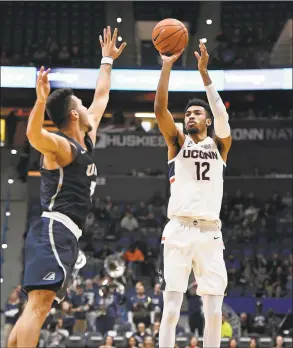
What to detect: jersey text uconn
<box><xmin>86</xmin><ymin>163</ymin><xmax>97</xmax><ymax>176</ymax></box>
<box><xmin>183</xmin><ymin>149</ymin><xmax>218</xmax><ymax>160</ymax></box>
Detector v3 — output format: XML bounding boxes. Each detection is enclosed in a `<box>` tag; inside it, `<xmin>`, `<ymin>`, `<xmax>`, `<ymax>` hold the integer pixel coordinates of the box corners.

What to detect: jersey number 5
<box><xmin>194</xmin><ymin>162</ymin><xmax>210</xmax><ymax>181</ymax></box>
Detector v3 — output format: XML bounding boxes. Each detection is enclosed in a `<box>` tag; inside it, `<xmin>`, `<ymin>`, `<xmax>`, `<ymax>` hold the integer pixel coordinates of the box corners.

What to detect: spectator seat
<box><xmin>65</xmin><ymin>335</ymin><xmax>85</xmax><ymax>348</ymax></box>
<box><xmin>220</xmin><ymin>338</ymin><xmax>230</xmax><ymax>348</ymax></box>
<box><xmin>259</xmin><ymin>337</ymin><xmax>272</xmax><ymax>348</ymax></box>
<box><xmin>85</xmin><ymin>332</ymin><xmax>103</xmax><ymax>348</ymax></box>
<box><xmin>113</xmin><ymin>335</ymin><xmax>126</xmax><ymax>348</ymax></box>
<box><xmin>239</xmin><ymin>337</ymin><xmax>251</xmax><ymax>348</ymax></box>
<box><xmin>175</xmin><ymin>333</ymin><xmax>190</xmax><ymax>348</ymax></box>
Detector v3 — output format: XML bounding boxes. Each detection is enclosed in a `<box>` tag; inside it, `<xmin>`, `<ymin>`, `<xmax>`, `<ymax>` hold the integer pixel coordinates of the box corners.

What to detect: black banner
<box><xmin>28</xmin><ymin>120</ymin><xmax>292</xmax><ymax>176</ymax></box>
<box><xmin>95</xmin><ymin>120</ymin><xmax>292</xmax><ymax>149</ymax></box>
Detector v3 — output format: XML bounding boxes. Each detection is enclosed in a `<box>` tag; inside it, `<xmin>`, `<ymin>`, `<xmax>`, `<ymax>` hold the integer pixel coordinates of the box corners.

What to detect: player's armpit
<box><xmin>154</xmin><ymin>107</ymin><xmax>185</xmax><ymax>147</ymax></box>
<box><xmin>27</xmin><ymin>129</ymin><xmax>69</xmax><ymax>156</ymax></box>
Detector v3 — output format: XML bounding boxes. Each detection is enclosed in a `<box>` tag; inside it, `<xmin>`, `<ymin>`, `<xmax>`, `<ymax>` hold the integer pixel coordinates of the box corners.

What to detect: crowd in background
<box><xmin>80</xmin><ymin>190</ymin><xmax>293</xmax><ymax>299</ymax></box>
<box><xmin>4</xmin><ymin>139</ymin><xmax>292</xmax><ymax>345</ymax></box>
<box><xmin>4</xmin><ymin>279</ymin><xmax>291</xmax><ymax>347</ymax></box>
<box><xmin>0</xmin><ymin>26</ymin><xmax>290</xmax><ymax>70</ymax></box>
<box><xmin>1</xmin><ymin>0</ymin><xmax>292</xmax><ymax>70</ymax></box>
<box><xmin>22</xmin><ymin>189</ymin><xmax>293</xmax><ymax>303</ymax></box>
<box><xmin>1</xmin><ymin>39</ymin><xmax>89</xmax><ymax>68</ymax></box>
<box><xmin>209</xmin><ymin>27</ymin><xmax>272</xmax><ymax>70</ymax></box>
<box><xmin>4</xmin><ymin>189</ymin><xmax>290</xmax><ymax>346</ymax></box>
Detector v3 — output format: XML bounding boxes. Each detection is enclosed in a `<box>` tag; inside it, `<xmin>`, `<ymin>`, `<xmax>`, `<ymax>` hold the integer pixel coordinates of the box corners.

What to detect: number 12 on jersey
<box><xmin>194</xmin><ymin>162</ymin><xmax>210</xmax><ymax>181</ymax></box>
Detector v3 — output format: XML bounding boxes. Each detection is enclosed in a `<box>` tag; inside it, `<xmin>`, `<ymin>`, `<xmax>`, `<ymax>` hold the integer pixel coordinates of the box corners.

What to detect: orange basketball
<box><xmin>152</xmin><ymin>18</ymin><xmax>188</xmax><ymax>55</ymax></box>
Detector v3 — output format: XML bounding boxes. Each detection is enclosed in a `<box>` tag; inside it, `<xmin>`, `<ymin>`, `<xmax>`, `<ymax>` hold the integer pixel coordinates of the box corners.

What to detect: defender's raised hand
<box><xmin>36</xmin><ymin>66</ymin><xmax>51</xmax><ymax>103</ymax></box>
<box><xmin>160</xmin><ymin>49</ymin><xmax>184</xmax><ymax>66</ymax></box>
<box><xmin>99</xmin><ymin>26</ymin><xmax>127</xmax><ymax>60</ymax></box>
<box><xmin>194</xmin><ymin>39</ymin><xmax>209</xmax><ymax>72</ymax></box>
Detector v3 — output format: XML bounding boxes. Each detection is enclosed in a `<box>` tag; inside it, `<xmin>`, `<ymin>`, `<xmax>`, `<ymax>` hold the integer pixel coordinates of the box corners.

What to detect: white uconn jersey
<box><xmin>167</xmin><ymin>136</ymin><xmax>226</xmax><ymax>221</ymax></box>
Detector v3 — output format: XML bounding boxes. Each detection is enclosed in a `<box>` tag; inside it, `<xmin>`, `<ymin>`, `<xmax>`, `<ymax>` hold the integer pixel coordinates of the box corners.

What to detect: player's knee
<box><xmin>213</xmin><ymin>307</ymin><xmax>222</xmax><ymax>320</ymax></box>
<box><xmin>164</xmin><ymin>304</ymin><xmax>181</xmax><ymax>325</ymax></box>
<box><xmin>7</xmin><ymin>331</ymin><xmax>17</xmax><ymax>348</ymax></box>
<box><xmin>207</xmin><ymin>306</ymin><xmax>222</xmax><ymax>326</ymax></box>
<box><xmin>163</xmin><ymin>292</ymin><xmax>183</xmax><ymax>325</ymax></box>
<box><xmin>203</xmin><ymin>295</ymin><xmax>223</xmax><ymax>322</ymax></box>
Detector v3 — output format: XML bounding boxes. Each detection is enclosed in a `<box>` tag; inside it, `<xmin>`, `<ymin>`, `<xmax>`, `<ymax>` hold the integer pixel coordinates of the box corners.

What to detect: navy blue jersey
<box><xmin>40</xmin><ymin>132</ymin><xmax>97</xmax><ymax>229</ymax></box>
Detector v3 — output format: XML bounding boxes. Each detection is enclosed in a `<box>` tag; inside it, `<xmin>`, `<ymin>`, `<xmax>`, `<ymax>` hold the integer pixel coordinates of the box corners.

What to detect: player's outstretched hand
<box><xmin>160</xmin><ymin>49</ymin><xmax>184</xmax><ymax>67</ymax></box>
<box><xmin>36</xmin><ymin>66</ymin><xmax>51</xmax><ymax>103</ymax></box>
<box><xmin>99</xmin><ymin>26</ymin><xmax>127</xmax><ymax>60</ymax></box>
<box><xmin>194</xmin><ymin>39</ymin><xmax>209</xmax><ymax>72</ymax></box>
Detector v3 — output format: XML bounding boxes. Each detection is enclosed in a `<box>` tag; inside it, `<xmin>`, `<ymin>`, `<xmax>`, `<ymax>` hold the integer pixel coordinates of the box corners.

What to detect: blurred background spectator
<box><xmin>1</xmin><ymin>2</ymin><xmax>292</xmax><ymax>69</ymax></box>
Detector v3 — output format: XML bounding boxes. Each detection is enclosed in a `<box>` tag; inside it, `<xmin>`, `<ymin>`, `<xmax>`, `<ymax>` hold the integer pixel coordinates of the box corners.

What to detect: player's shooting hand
<box><xmin>99</xmin><ymin>26</ymin><xmax>127</xmax><ymax>60</ymax></box>
<box><xmin>36</xmin><ymin>66</ymin><xmax>51</xmax><ymax>103</ymax></box>
<box><xmin>194</xmin><ymin>39</ymin><xmax>209</xmax><ymax>72</ymax></box>
<box><xmin>160</xmin><ymin>49</ymin><xmax>184</xmax><ymax>67</ymax></box>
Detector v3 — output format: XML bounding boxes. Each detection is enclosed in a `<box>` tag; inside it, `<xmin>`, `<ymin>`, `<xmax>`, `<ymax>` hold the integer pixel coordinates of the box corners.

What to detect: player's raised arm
<box><xmin>194</xmin><ymin>40</ymin><xmax>232</xmax><ymax>162</ymax></box>
<box><xmin>26</xmin><ymin>67</ymin><xmax>67</xmax><ymax>156</ymax></box>
<box><xmin>154</xmin><ymin>51</ymin><xmax>185</xmax><ymax>148</ymax></box>
<box><xmin>87</xmin><ymin>26</ymin><xmax>126</xmax><ymax>143</ymax></box>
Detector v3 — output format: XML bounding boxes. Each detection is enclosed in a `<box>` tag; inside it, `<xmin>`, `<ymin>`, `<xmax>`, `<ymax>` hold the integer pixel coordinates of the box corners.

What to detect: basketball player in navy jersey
<box><xmin>155</xmin><ymin>41</ymin><xmax>232</xmax><ymax>348</ymax></box>
<box><xmin>8</xmin><ymin>27</ymin><xmax>126</xmax><ymax>348</ymax></box>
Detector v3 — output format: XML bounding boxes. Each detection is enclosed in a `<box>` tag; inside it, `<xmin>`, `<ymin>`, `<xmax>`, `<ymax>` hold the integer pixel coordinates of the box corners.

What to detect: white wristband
<box><xmin>101</xmin><ymin>57</ymin><xmax>113</xmax><ymax>65</ymax></box>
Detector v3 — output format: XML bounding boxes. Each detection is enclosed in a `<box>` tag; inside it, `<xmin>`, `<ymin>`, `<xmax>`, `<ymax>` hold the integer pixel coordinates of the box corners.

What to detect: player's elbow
<box><xmin>154</xmin><ymin>102</ymin><xmax>162</xmax><ymax>112</ymax></box>
<box><xmin>154</xmin><ymin>104</ymin><xmax>160</xmax><ymax>115</ymax></box>
<box><xmin>26</xmin><ymin>127</ymin><xmax>35</xmax><ymax>142</ymax></box>
<box><xmin>26</xmin><ymin>134</ymin><xmax>39</xmax><ymax>151</ymax></box>
<box><xmin>26</xmin><ymin>126</ymin><xmax>42</xmax><ymax>144</ymax></box>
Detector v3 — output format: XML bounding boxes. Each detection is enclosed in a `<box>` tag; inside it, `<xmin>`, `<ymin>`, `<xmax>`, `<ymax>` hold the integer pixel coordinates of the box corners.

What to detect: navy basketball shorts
<box><xmin>23</xmin><ymin>211</ymin><xmax>82</xmax><ymax>303</ymax></box>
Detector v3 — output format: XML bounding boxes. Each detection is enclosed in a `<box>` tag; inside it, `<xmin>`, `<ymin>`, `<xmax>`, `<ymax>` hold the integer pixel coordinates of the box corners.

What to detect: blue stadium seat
<box><xmin>175</xmin><ymin>334</ymin><xmax>189</xmax><ymax>348</ymax></box>
<box><xmin>258</xmin><ymin>337</ymin><xmax>272</xmax><ymax>348</ymax></box>
<box><xmin>244</xmin><ymin>248</ymin><xmax>253</xmax><ymax>257</ymax></box>
<box><xmin>1</xmin><ymin>1</ymin><xmax>106</xmax><ymax>63</ymax></box>
<box><xmin>239</xmin><ymin>337</ymin><xmax>250</xmax><ymax>348</ymax></box>
<box><xmin>115</xmin><ymin>323</ymin><xmax>132</xmax><ymax>334</ymax></box>
<box><xmin>220</xmin><ymin>338</ymin><xmax>229</xmax><ymax>348</ymax></box>
<box><xmin>244</xmin><ymin>286</ymin><xmax>255</xmax><ymax>297</ymax></box>
<box><xmin>113</xmin><ymin>335</ymin><xmax>126</xmax><ymax>348</ymax></box>
<box><xmin>118</xmin><ymin>236</ymin><xmax>130</xmax><ymax>248</ymax></box>
<box><xmin>228</xmin><ymin>286</ymin><xmax>243</xmax><ymax>297</ymax></box>
<box><xmin>281</xmin><ymin>248</ymin><xmax>291</xmax><ymax>255</ymax></box>
<box><xmin>85</xmin><ymin>332</ymin><xmax>103</xmax><ymax>348</ymax></box>
<box><xmin>125</xmin><ymin>287</ymin><xmax>136</xmax><ymax>297</ymax></box>
<box><xmin>148</xmin><ymin>237</ymin><xmax>159</xmax><ymax>248</ymax></box>
<box><xmin>221</xmin><ymin>1</ymin><xmax>293</xmax><ymax>50</ymax></box>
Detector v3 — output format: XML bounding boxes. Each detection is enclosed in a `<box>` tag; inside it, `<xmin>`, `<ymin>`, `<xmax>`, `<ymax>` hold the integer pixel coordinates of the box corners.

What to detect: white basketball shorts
<box><xmin>158</xmin><ymin>217</ymin><xmax>227</xmax><ymax>296</ymax></box>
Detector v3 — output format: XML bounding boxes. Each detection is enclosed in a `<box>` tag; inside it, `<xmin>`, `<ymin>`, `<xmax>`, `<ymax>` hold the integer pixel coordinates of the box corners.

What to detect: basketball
<box><xmin>152</xmin><ymin>18</ymin><xmax>188</xmax><ymax>55</ymax></box>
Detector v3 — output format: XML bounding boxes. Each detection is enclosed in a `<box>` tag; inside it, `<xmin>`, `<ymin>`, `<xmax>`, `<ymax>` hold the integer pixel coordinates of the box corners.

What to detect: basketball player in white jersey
<box><xmin>155</xmin><ymin>41</ymin><xmax>232</xmax><ymax>348</ymax></box>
